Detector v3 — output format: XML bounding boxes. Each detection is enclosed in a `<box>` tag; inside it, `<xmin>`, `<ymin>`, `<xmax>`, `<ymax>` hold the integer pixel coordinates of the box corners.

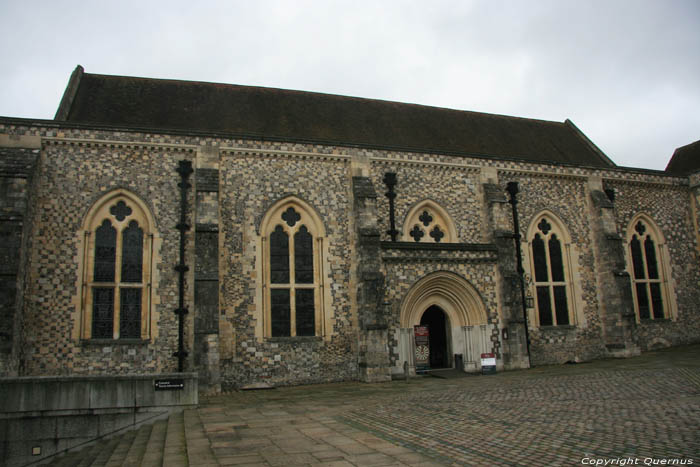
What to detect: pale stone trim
<box><xmin>72</xmin><ymin>189</ymin><xmax>160</xmax><ymax>342</ymax></box>
<box><xmin>43</xmin><ymin>137</ymin><xmax>196</xmax><ymax>152</ymax></box>
<box><xmin>256</xmin><ymin>196</ymin><xmax>333</xmax><ymax>341</ymax></box>
<box><xmin>395</xmin><ymin>324</ymin><xmax>494</xmax><ymax>374</ymax></box>
<box><xmin>401</xmin><ymin>200</ymin><xmax>458</xmax><ymax>243</ymax></box>
<box><xmin>602</xmin><ymin>177</ymin><xmax>689</xmax><ymax>188</ymax></box>
<box><xmin>396</xmin><ymin>271</ymin><xmax>492</xmax><ymax>375</ymax></box>
<box><xmin>498</xmin><ymin>169</ymin><xmax>589</xmax><ymax>181</ymax></box>
<box><xmin>624</xmin><ymin>213</ymin><xmax>678</xmax><ymax>322</ymax></box>
<box><xmin>525</xmin><ymin>210</ymin><xmax>579</xmax><ymax>327</ymax></box>
<box><xmin>371</xmin><ymin>156</ymin><xmax>481</xmax><ymax>172</ymax></box>
<box><xmin>222</xmin><ymin>146</ymin><xmax>351</xmax><ymax>162</ymax></box>
<box><xmin>399</xmin><ymin>271</ymin><xmax>488</xmax><ymax>328</ymax></box>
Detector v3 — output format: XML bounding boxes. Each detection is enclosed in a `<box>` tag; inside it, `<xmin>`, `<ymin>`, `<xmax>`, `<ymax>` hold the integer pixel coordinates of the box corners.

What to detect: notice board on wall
<box><xmin>414</xmin><ymin>325</ymin><xmax>430</xmax><ymax>373</ymax></box>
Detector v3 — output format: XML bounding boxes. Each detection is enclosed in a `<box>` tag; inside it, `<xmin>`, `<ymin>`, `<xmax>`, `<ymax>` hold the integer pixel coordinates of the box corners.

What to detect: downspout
<box><xmin>174</xmin><ymin>160</ymin><xmax>193</xmax><ymax>372</ymax></box>
<box><xmin>383</xmin><ymin>172</ymin><xmax>398</xmax><ymax>241</ymax></box>
<box><xmin>506</xmin><ymin>182</ymin><xmax>531</xmax><ymax>359</ymax></box>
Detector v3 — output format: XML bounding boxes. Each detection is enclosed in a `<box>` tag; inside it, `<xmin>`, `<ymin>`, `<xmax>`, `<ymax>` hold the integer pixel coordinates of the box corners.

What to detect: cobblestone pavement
<box><xmin>198</xmin><ymin>345</ymin><xmax>700</xmax><ymax>466</ymax></box>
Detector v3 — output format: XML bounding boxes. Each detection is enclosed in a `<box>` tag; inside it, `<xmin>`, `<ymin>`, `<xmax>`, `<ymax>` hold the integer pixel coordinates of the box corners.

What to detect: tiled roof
<box><xmin>56</xmin><ymin>66</ymin><xmax>615</xmax><ymax>167</ymax></box>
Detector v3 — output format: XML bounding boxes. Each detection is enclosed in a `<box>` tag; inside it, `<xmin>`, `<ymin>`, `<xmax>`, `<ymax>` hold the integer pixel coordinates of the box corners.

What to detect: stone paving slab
<box><xmin>198</xmin><ymin>345</ymin><xmax>700</xmax><ymax>466</ymax></box>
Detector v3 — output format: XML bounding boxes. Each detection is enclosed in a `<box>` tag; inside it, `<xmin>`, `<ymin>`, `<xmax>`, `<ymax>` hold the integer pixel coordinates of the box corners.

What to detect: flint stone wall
<box><xmin>607</xmin><ymin>179</ymin><xmax>700</xmax><ymax>350</ymax></box>
<box><xmin>1</xmin><ymin>120</ymin><xmax>698</xmax><ymax>386</ymax></box>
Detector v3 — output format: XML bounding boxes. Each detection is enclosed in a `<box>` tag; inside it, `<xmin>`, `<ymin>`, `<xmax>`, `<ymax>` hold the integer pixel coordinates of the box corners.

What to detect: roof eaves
<box><xmin>1</xmin><ymin>115</ymin><xmax>622</xmax><ymax>172</ymax></box>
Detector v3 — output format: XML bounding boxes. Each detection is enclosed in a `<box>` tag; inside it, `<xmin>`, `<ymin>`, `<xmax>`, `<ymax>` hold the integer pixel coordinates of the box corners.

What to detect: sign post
<box><xmin>414</xmin><ymin>325</ymin><xmax>430</xmax><ymax>374</ymax></box>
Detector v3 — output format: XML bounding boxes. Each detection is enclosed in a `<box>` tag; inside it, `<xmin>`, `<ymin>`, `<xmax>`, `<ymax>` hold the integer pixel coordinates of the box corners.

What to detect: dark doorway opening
<box><xmin>420</xmin><ymin>305</ymin><xmax>449</xmax><ymax>369</ymax></box>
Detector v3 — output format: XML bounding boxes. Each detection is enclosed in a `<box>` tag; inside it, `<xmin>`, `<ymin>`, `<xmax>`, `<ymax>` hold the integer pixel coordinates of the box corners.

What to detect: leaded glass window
<box><xmin>530</xmin><ymin>216</ymin><xmax>571</xmax><ymax>326</ymax></box>
<box><xmin>121</xmin><ymin>221</ymin><xmax>143</xmax><ymax>283</ymax></box>
<box><xmin>629</xmin><ymin>220</ymin><xmax>665</xmax><ymax>320</ymax></box>
<box><xmin>263</xmin><ymin>201</ymin><xmax>323</xmax><ymax>338</ymax></box>
<box><xmin>270</xmin><ymin>226</ymin><xmax>289</xmax><ymax>284</ymax></box>
<box><xmin>295</xmin><ymin>289</ymin><xmax>315</xmax><ymax>336</ymax></box>
<box><xmin>94</xmin><ymin>220</ymin><xmax>116</xmax><ymax>282</ymax></box>
<box><xmin>119</xmin><ymin>288</ymin><xmax>142</xmax><ymax>338</ymax></box>
<box><xmin>83</xmin><ymin>192</ymin><xmax>153</xmax><ymax>340</ymax></box>
<box><xmin>294</xmin><ymin>226</ymin><xmax>314</xmax><ymax>284</ymax></box>
<box><xmin>92</xmin><ymin>287</ymin><xmax>114</xmax><ymax>339</ymax></box>
<box><xmin>271</xmin><ymin>289</ymin><xmax>291</xmax><ymax>337</ymax></box>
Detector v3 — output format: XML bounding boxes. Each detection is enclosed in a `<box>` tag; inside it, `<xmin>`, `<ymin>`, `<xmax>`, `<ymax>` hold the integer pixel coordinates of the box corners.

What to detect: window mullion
<box><xmin>114</xmin><ymin>226</ymin><xmax>122</xmax><ymax>339</ymax></box>
<box><xmin>545</xmin><ymin>234</ymin><xmax>553</xmax><ymax>283</ymax></box>
<box><xmin>640</xmin><ymin>240</ymin><xmax>651</xmax><ymax>319</ymax></box>
<box><xmin>548</xmin><ymin>285</ymin><xmax>557</xmax><ymax>325</ymax></box>
<box><xmin>545</xmin><ymin>236</ymin><xmax>556</xmax><ymax>324</ymax></box>
<box><xmin>640</xmin><ymin>237</ymin><xmax>650</xmax><ymax>285</ymax></box>
<box><xmin>316</xmin><ymin>237</ymin><xmax>323</xmax><ymax>336</ymax></box>
<box><xmin>289</xmin><ymin>225</ymin><xmax>296</xmax><ymax>336</ymax></box>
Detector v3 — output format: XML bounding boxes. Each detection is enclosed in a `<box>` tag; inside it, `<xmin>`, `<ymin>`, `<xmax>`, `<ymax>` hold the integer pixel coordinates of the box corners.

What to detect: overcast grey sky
<box><xmin>1</xmin><ymin>0</ymin><xmax>698</xmax><ymax>170</ymax></box>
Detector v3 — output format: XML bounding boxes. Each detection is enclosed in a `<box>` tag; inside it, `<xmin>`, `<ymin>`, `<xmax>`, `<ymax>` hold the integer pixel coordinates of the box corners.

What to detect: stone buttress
<box><xmin>193</xmin><ymin>145</ymin><xmax>221</xmax><ymax>391</ymax></box>
<box><xmin>588</xmin><ymin>177</ymin><xmax>639</xmax><ymax>357</ymax></box>
<box><xmin>352</xmin><ymin>173</ymin><xmax>392</xmax><ymax>382</ymax></box>
<box><xmin>0</xmin><ymin>135</ymin><xmax>39</xmax><ymax>376</ymax></box>
<box><xmin>481</xmin><ymin>170</ymin><xmax>530</xmax><ymax>370</ymax></box>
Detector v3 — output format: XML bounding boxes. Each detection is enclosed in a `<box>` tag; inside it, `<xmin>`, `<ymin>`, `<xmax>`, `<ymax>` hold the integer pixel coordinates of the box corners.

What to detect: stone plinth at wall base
<box><xmin>358</xmin><ymin>329</ymin><xmax>392</xmax><ymax>383</ymax></box>
<box><xmin>0</xmin><ymin>373</ymin><xmax>198</xmax><ymax>467</ymax></box>
<box><xmin>240</xmin><ymin>382</ymin><xmax>275</xmax><ymax>390</ymax></box>
<box><xmin>360</xmin><ymin>367</ymin><xmax>392</xmax><ymax>383</ymax></box>
<box><xmin>606</xmin><ymin>345</ymin><xmax>641</xmax><ymax>358</ymax></box>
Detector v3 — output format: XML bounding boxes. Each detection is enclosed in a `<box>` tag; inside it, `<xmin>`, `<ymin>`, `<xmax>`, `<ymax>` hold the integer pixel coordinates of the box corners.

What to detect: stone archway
<box><xmin>396</xmin><ymin>271</ymin><xmax>495</xmax><ymax>374</ymax></box>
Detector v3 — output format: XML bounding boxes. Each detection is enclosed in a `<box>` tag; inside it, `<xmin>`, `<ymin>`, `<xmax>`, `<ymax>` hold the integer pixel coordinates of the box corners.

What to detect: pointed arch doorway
<box><xmin>396</xmin><ymin>271</ymin><xmax>496</xmax><ymax>375</ymax></box>
<box><xmin>420</xmin><ymin>305</ymin><xmax>450</xmax><ymax>369</ymax></box>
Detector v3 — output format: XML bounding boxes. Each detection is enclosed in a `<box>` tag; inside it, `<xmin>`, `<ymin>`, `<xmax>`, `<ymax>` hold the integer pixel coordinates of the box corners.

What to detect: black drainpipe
<box><xmin>174</xmin><ymin>160</ymin><xmax>193</xmax><ymax>372</ymax></box>
<box><xmin>383</xmin><ymin>172</ymin><xmax>398</xmax><ymax>241</ymax></box>
<box><xmin>506</xmin><ymin>182</ymin><xmax>531</xmax><ymax>359</ymax></box>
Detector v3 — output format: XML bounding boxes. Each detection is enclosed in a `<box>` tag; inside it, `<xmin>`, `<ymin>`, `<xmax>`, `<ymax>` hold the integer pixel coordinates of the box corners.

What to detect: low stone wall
<box><xmin>0</xmin><ymin>373</ymin><xmax>198</xmax><ymax>467</ymax></box>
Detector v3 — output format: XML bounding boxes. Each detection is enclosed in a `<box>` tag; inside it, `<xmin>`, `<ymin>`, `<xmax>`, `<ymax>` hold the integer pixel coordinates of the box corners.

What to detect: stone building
<box><xmin>1</xmin><ymin>65</ymin><xmax>699</xmax><ymax>391</ymax></box>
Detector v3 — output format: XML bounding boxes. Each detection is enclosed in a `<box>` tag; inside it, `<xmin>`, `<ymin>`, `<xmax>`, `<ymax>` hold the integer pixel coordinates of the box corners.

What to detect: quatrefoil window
<box><xmin>281</xmin><ymin>207</ymin><xmax>301</xmax><ymax>227</ymax></box>
<box><xmin>537</xmin><ymin>218</ymin><xmax>552</xmax><ymax>235</ymax></box>
<box><xmin>430</xmin><ymin>225</ymin><xmax>444</xmax><ymax>242</ymax></box>
<box><xmin>635</xmin><ymin>221</ymin><xmax>646</xmax><ymax>236</ymax></box>
<box><xmin>403</xmin><ymin>202</ymin><xmax>455</xmax><ymax>243</ymax></box>
<box><xmin>419</xmin><ymin>211</ymin><xmax>433</xmax><ymax>227</ymax></box>
<box><xmin>409</xmin><ymin>225</ymin><xmax>425</xmax><ymax>242</ymax></box>
<box><xmin>110</xmin><ymin>201</ymin><xmax>132</xmax><ymax>221</ymax></box>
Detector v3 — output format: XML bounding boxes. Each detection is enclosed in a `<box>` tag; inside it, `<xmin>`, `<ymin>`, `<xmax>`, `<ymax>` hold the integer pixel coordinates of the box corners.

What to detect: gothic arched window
<box><xmin>627</xmin><ymin>217</ymin><xmax>668</xmax><ymax>320</ymax></box>
<box><xmin>260</xmin><ymin>199</ymin><xmax>327</xmax><ymax>338</ymax></box>
<box><xmin>528</xmin><ymin>214</ymin><xmax>573</xmax><ymax>327</ymax></box>
<box><xmin>78</xmin><ymin>191</ymin><xmax>156</xmax><ymax>340</ymax></box>
<box><xmin>402</xmin><ymin>200</ymin><xmax>457</xmax><ymax>243</ymax></box>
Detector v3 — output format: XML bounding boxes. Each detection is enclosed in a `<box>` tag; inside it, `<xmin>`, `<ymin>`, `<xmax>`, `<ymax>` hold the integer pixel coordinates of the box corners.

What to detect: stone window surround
<box><xmin>523</xmin><ymin>210</ymin><xmax>586</xmax><ymax>328</ymax></box>
<box><xmin>625</xmin><ymin>214</ymin><xmax>678</xmax><ymax>322</ymax></box>
<box><xmin>72</xmin><ymin>189</ymin><xmax>160</xmax><ymax>342</ymax></box>
<box><xmin>401</xmin><ymin>200</ymin><xmax>458</xmax><ymax>243</ymax></box>
<box><xmin>256</xmin><ymin>196</ymin><xmax>332</xmax><ymax>340</ymax></box>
